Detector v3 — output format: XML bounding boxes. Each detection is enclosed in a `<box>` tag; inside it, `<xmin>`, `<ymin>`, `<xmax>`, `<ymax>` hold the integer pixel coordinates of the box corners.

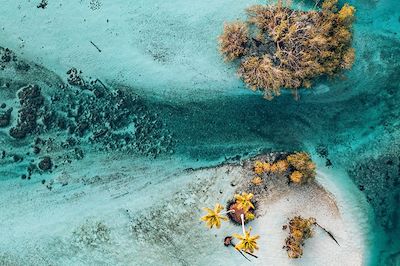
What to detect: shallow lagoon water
<box><xmin>0</xmin><ymin>0</ymin><xmax>399</xmax><ymax>265</ymax></box>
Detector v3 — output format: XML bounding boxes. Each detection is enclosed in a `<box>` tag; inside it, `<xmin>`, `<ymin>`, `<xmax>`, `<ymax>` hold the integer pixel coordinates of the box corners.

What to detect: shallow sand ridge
<box><xmin>0</xmin><ymin>153</ymin><xmax>369</xmax><ymax>265</ymax></box>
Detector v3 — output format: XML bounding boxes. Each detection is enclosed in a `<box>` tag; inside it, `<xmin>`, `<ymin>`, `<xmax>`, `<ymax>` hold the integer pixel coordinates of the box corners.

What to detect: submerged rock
<box><xmin>37</xmin><ymin>0</ymin><xmax>48</xmax><ymax>9</ymax></box>
<box><xmin>9</xmin><ymin>85</ymin><xmax>44</xmax><ymax>139</ymax></box>
<box><xmin>0</xmin><ymin>47</ymin><xmax>16</xmax><ymax>69</ymax></box>
<box><xmin>38</xmin><ymin>156</ymin><xmax>52</xmax><ymax>171</ymax></box>
<box><xmin>0</xmin><ymin>107</ymin><xmax>12</xmax><ymax>127</ymax></box>
<box><xmin>66</xmin><ymin>68</ymin><xmax>86</xmax><ymax>88</ymax></box>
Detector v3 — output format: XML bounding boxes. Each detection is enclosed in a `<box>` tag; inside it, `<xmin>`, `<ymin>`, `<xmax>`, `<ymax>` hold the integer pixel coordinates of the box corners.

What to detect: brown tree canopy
<box><xmin>219</xmin><ymin>0</ymin><xmax>356</xmax><ymax>99</ymax></box>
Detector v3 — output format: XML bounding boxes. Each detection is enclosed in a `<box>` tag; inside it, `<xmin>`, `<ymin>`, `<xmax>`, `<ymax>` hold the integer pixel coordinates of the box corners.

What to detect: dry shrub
<box><xmin>254</xmin><ymin>160</ymin><xmax>265</xmax><ymax>175</ymax></box>
<box><xmin>289</xmin><ymin>170</ymin><xmax>303</xmax><ymax>183</ymax></box>
<box><xmin>253</xmin><ymin>154</ymin><xmax>315</xmax><ymax>184</ymax></box>
<box><xmin>219</xmin><ymin>0</ymin><xmax>356</xmax><ymax>99</ymax></box>
<box><xmin>275</xmin><ymin>160</ymin><xmax>289</xmax><ymax>172</ymax></box>
<box><xmin>286</xmin><ymin>152</ymin><xmax>316</xmax><ymax>183</ymax></box>
<box><xmin>251</xmin><ymin>176</ymin><xmax>263</xmax><ymax>185</ymax></box>
<box><xmin>219</xmin><ymin>21</ymin><xmax>249</xmax><ymax>61</ymax></box>
<box><xmin>284</xmin><ymin>216</ymin><xmax>316</xmax><ymax>258</ymax></box>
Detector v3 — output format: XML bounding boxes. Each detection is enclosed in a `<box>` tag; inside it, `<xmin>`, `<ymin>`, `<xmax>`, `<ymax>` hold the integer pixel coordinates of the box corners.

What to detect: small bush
<box><xmin>219</xmin><ymin>21</ymin><xmax>249</xmax><ymax>61</ymax></box>
<box><xmin>284</xmin><ymin>216</ymin><xmax>316</xmax><ymax>258</ymax></box>
<box><xmin>286</xmin><ymin>152</ymin><xmax>316</xmax><ymax>183</ymax></box>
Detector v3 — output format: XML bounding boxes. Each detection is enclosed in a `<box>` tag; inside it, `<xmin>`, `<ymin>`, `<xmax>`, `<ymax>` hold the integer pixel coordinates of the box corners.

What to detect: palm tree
<box><xmin>233</xmin><ymin>214</ymin><xmax>260</xmax><ymax>254</ymax></box>
<box><xmin>201</xmin><ymin>203</ymin><xmax>232</xmax><ymax>229</ymax></box>
<box><xmin>234</xmin><ymin>192</ymin><xmax>255</xmax><ymax>211</ymax></box>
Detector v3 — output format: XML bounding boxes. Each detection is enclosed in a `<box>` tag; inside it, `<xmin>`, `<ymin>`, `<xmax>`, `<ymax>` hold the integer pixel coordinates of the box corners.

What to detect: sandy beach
<box><xmin>0</xmin><ymin>153</ymin><xmax>370</xmax><ymax>265</ymax></box>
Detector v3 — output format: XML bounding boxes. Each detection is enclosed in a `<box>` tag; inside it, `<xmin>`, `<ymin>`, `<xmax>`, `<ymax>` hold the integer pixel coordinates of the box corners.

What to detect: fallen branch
<box><xmin>95</xmin><ymin>79</ymin><xmax>108</xmax><ymax>90</ymax></box>
<box><xmin>315</xmin><ymin>222</ymin><xmax>340</xmax><ymax>246</ymax></box>
<box><xmin>90</xmin><ymin>41</ymin><xmax>102</xmax><ymax>52</ymax></box>
<box><xmin>243</xmin><ymin>250</ymin><xmax>258</xmax><ymax>258</ymax></box>
<box><xmin>224</xmin><ymin>236</ymin><xmax>254</xmax><ymax>262</ymax></box>
<box><xmin>237</xmin><ymin>248</ymin><xmax>252</xmax><ymax>262</ymax></box>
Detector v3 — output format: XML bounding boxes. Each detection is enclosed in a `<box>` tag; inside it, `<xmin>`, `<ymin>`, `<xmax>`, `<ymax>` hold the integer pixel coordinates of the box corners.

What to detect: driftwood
<box><xmin>95</xmin><ymin>79</ymin><xmax>108</xmax><ymax>90</ymax></box>
<box><xmin>90</xmin><ymin>41</ymin><xmax>102</xmax><ymax>52</ymax></box>
<box><xmin>243</xmin><ymin>250</ymin><xmax>258</xmax><ymax>258</ymax></box>
<box><xmin>237</xmin><ymin>248</ymin><xmax>251</xmax><ymax>262</ymax></box>
<box><xmin>315</xmin><ymin>222</ymin><xmax>340</xmax><ymax>246</ymax></box>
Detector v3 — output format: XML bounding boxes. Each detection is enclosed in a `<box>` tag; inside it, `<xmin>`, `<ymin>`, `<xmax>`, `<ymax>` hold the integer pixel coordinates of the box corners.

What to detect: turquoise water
<box><xmin>0</xmin><ymin>0</ymin><xmax>399</xmax><ymax>265</ymax></box>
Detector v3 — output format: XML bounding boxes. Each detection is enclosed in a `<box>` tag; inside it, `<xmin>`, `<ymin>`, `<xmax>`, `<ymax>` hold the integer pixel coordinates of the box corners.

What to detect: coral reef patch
<box><xmin>0</xmin><ymin>47</ymin><xmax>175</xmax><ymax>180</ymax></box>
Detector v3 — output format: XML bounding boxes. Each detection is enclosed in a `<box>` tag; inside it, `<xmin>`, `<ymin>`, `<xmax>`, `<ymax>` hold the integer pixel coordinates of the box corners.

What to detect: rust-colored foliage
<box><xmin>284</xmin><ymin>216</ymin><xmax>316</xmax><ymax>258</ymax></box>
<box><xmin>219</xmin><ymin>0</ymin><xmax>356</xmax><ymax>99</ymax></box>
<box><xmin>254</xmin><ymin>160</ymin><xmax>265</xmax><ymax>175</ymax></box>
<box><xmin>253</xmin><ymin>153</ymin><xmax>315</xmax><ymax>184</ymax></box>
<box><xmin>322</xmin><ymin>0</ymin><xmax>338</xmax><ymax>12</ymax></box>
<box><xmin>274</xmin><ymin>160</ymin><xmax>289</xmax><ymax>173</ymax></box>
<box><xmin>289</xmin><ymin>170</ymin><xmax>303</xmax><ymax>183</ymax></box>
<box><xmin>253</xmin><ymin>159</ymin><xmax>288</xmax><ymax>175</ymax></box>
<box><xmin>251</xmin><ymin>176</ymin><xmax>263</xmax><ymax>185</ymax></box>
<box><xmin>338</xmin><ymin>3</ymin><xmax>356</xmax><ymax>24</ymax></box>
<box><xmin>286</xmin><ymin>152</ymin><xmax>316</xmax><ymax>183</ymax></box>
<box><xmin>219</xmin><ymin>21</ymin><xmax>249</xmax><ymax>61</ymax></box>
<box><xmin>341</xmin><ymin>48</ymin><xmax>355</xmax><ymax>69</ymax></box>
<box><xmin>262</xmin><ymin>162</ymin><xmax>272</xmax><ymax>172</ymax></box>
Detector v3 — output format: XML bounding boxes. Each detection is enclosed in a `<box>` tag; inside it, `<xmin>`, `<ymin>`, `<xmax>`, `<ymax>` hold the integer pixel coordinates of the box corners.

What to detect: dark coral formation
<box><xmin>66</xmin><ymin>68</ymin><xmax>86</xmax><ymax>88</ymax></box>
<box><xmin>0</xmin><ymin>47</ymin><xmax>16</xmax><ymax>70</ymax></box>
<box><xmin>5</xmin><ymin>65</ymin><xmax>174</xmax><ymax>158</ymax></box>
<box><xmin>38</xmin><ymin>156</ymin><xmax>52</xmax><ymax>171</ymax></box>
<box><xmin>0</xmin><ymin>107</ymin><xmax>12</xmax><ymax>127</ymax></box>
<box><xmin>0</xmin><ymin>47</ymin><xmax>175</xmax><ymax>179</ymax></box>
<box><xmin>348</xmin><ymin>152</ymin><xmax>400</xmax><ymax>232</ymax></box>
<box><xmin>48</xmin><ymin>71</ymin><xmax>175</xmax><ymax>156</ymax></box>
<box><xmin>9</xmin><ymin>85</ymin><xmax>44</xmax><ymax>139</ymax></box>
<box><xmin>37</xmin><ymin>0</ymin><xmax>48</xmax><ymax>9</ymax></box>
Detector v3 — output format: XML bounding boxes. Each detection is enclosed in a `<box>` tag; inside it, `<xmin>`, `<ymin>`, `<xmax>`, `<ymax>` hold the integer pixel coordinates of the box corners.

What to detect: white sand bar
<box><xmin>0</xmin><ymin>154</ymin><xmax>371</xmax><ymax>265</ymax></box>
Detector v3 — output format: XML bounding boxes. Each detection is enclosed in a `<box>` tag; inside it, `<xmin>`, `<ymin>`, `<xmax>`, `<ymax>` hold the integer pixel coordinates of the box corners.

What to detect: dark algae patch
<box><xmin>38</xmin><ymin>156</ymin><xmax>52</xmax><ymax>171</ymax></box>
<box><xmin>0</xmin><ymin>107</ymin><xmax>12</xmax><ymax>127</ymax></box>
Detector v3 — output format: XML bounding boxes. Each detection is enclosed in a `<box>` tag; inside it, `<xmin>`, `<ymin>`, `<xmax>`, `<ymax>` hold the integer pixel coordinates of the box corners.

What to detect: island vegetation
<box><xmin>253</xmin><ymin>151</ymin><xmax>316</xmax><ymax>184</ymax></box>
<box><xmin>200</xmin><ymin>203</ymin><xmax>230</xmax><ymax>229</ymax></box>
<box><xmin>283</xmin><ymin>216</ymin><xmax>316</xmax><ymax>258</ymax></box>
<box><xmin>227</xmin><ymin>192</ymin><xmax>256</xmax><ymax>224</ymax></box>
<box><xmin>219</xmin><ymin>0</ymin><xmax>356</xmax><ymax>99</ymax></box>
<box><xmin>233</xmin><ymin>214</ymin><xmax>260</xmax><ymax>254</ymax></box>
<box><xmin>200</xmin><ymin>152</ymin><xmax>336</xmax><ymax>261</ymax></box>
